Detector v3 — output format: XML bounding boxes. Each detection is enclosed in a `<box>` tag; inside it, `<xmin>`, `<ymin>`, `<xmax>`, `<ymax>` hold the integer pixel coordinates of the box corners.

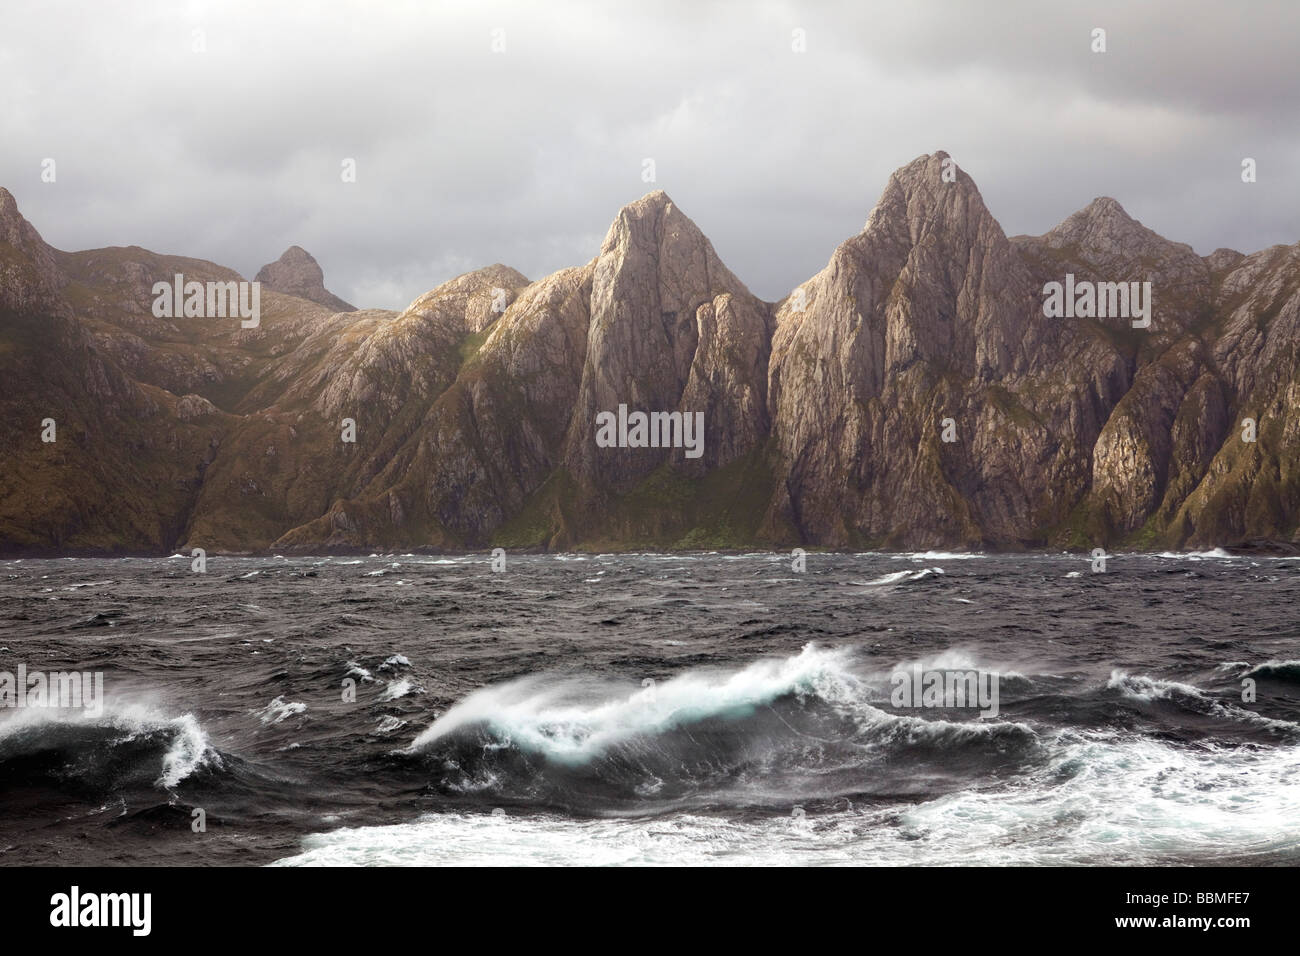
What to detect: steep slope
<box><xmin>185</xmin><ymin>265</ymin><xmax>530</xmax><ymax>550</ymax></box>
<box><xmin>1012</xmin><ymin>195</ymin><xmax>1218</xmax><ymax>545</ymax></box>
<box><xmin>546</xmin><ymin>191</ymin><xmax>775</xmax><ymax>547</ymax></box>
<box><xmin>273</xmin><ymin>263</ymin><xmax>590</xmax><ymax>549</ymax></box>
<box><xmin>1172</xmin><ymin>242</ymin><xmax>1300</xmax><ymax>545</ymax></box>
<box><xmin>0</xmin><ymin>189</ymin><xmax>227</xmax><ymax>551</ymax></box>
<box><xmin>766</xmin><ymin>153</ymin><xmax>1117</xmax><ymax>548</ymax></box>
<box><xmin>272</xmin><ymin>193</ymin><xmax>776</xmax><ymax>552</ymax></box>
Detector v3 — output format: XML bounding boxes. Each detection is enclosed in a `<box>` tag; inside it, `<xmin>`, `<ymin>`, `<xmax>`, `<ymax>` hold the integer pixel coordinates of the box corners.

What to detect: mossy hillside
<box><xmin>0</xmin><ymin>307</ymin><xmax>227</xmax><ymax>552</ymax></box>
<box><xmin>493</xmin><ymin>444</ymin><xmax>796</xmax><ymax>552</ymax></box>
<box><xmin>491</xmin><ymin>469</ymin><xmax>581</xmax><ymax>549</ymax></box>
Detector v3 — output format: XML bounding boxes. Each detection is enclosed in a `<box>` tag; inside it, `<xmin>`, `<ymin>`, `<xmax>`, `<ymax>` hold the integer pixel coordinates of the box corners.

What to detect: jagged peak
<box><xmin>628</xmin><ymin>188</ymin><xmax>673</xmax><ymax>210</ymax></box>
<box><xmin>1032</xmin><ymin>194</ymin><xmax>1206</xmax><ymax>280</ymax></box>
<box><xmin>0</xmin><ymin>188</ymin><xmax>24</xmax><ymax>245</ymax></box>
<box><xmin>1043</xmin><ymin>195</ymin><xmax>1190</xmax><ymax>256</ymax></box>
<box><xmin>1046</xmin><ymin>196</ymin><xmax>1147</xmax><ymax>240</ymax></box>
<box><xmin>255</xmin><ymin>245</ymin><xmax>356</xmax><ymax>312</ymax></box>
<box><xmin>277</xmin><ymin>244</ymin><xmax>314</xmax><ymax>262</ymax></box>
<box><xmin>594</xmin><ymin>187</ymin><xmax>757</xmax><ymax>309</ymax></box>
<box><xmin>882</xmin><ymin>150</ymin><xmax>971</xmax><ymax>189</ymax></box>
<box><xmin>259</xmin><ymin>245</ymin><xmax>326</xmax><ymax>273</ymax></box>
<box><xmin>606</xmin><ymin>189</ymin><xmax>679</xmax><ymax>234</ymax></box>
<box><xmin>861</xmin><ymin>151</ymin><xmax>997</xmax><ymax>241</ymax></box>
<box><xmin>0</xmin><ymin>185</ymin><xmax>64</xmax><ymax>308</ymax></box>
<box><xmin>0</xmin><ymin>186</ymin><xmax>46</xmax><ymax>248</ymax></box>
<box><xmin>1085</xmin><ymin>195</ymin><xmax>1127</xmax><ymax>214</ymax></box>
<box><xmin>256</xmin><ymin>245</ymin><xmax>324</xmax><ymax>278</ymax></box>
<box><xmin>1074</xmin><ymin>196</ymin><xmax>1139</xmax><ymax>227</ymax></box>
<box><xmin>602</xmin><ymin>188</ymin><xmax>704</xmax><ymax>250</ymax></box>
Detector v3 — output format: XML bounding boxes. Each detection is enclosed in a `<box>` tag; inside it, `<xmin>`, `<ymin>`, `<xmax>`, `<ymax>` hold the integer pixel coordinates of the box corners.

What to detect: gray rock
<box><xmin>254</xmin><ymin>246</ymin><xmax>356</xmax><ymax>313</ymax></box>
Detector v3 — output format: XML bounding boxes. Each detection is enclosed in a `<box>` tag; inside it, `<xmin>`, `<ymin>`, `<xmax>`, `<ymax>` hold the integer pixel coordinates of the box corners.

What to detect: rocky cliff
<box><xmin>2</xmin><ymin>153</ymin><xmax>1299</xmax><ymax>554</ymax></box>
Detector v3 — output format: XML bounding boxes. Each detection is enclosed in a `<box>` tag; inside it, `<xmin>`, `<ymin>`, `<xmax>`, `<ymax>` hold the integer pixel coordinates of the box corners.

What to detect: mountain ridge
<box><xmin>3</xmin><ymin>153</ymin><xmax>1300</xmax><ymax>554</ymax></box>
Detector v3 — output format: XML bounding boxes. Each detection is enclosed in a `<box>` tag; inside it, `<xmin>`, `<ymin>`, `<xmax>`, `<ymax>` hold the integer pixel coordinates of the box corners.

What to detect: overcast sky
<box><xmin>3</xmin><ymin>0</ymin><xmax>1297</xmax><ymax>308</ymax></box>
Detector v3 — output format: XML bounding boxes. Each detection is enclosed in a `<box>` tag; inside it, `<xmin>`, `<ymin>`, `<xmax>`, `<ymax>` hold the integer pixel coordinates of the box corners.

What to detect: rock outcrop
<box><xmin>255</xmin><ymin>246</ymin><xmax>356</xmax><ymax>313</ymax></box>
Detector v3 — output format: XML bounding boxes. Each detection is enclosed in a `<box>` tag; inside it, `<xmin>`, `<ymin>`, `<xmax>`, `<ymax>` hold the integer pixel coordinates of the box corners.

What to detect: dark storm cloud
<box><xmin>1</xmin><ymin>0</ymin><xmax>1295</xmax><ymax>308</ymax></box>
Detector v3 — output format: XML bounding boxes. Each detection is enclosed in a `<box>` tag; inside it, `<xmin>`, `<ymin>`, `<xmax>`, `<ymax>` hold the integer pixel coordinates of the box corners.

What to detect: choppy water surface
<box><xmin>1</xmin><ymin>551</ymin><xmax>1297</xmax><ymax>866</ymax></box>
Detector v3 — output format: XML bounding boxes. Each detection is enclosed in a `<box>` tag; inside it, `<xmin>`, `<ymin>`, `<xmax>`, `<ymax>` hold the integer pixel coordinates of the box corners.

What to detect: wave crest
<box><xmin>0</xmin><ymin>703</ymin><xmax>221</xmax><ymax>791</ymax></box>
<box><xmin>405</xmin><ymin>645</ymin><xmax>1037</xmax><ymax>810</ymax></box>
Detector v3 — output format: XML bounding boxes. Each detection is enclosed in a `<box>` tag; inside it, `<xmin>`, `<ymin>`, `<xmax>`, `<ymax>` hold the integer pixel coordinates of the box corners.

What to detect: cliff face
<box><xmin>564</xmin><ymin>192</ymin><xmax>771</xmax><ymax>487</ymax></box>
<box><xmin>3</xmin><ymin>155</ymin><xmax>1300</xmax><ymax>554</ymax></box>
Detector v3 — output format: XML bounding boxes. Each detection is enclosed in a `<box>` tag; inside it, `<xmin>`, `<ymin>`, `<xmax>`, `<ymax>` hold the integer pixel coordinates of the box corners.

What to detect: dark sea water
<box><xmin>1</xmin><ymin>550</ymin><xmax>1297</xmax><ymax>866</ymax></box>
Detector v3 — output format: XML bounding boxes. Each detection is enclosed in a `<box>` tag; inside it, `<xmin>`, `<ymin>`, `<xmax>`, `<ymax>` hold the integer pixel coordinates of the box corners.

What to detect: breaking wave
<box><xmin>280</xmin><ymin>727</ymin><xmax>1300</xmax><ymax>866</ymax></box>
<box><xmin>855</xmin><ymin>568</ymin><xmax>945</xmax><ymax>587</ymax></box>
<box><xmin>405</xmin><ymin>645</ymin><xmax>1037</xmax><ymax>811</ymax></box>
<box><xmin>1245</xmin><ymin>660</ymin><xmax>1300</xmax><ymax>683</ymax></box>
<box><xmin>0</xmin><ymin>702</ymin><xmax>222</xmax><ymax>791</ymax></box>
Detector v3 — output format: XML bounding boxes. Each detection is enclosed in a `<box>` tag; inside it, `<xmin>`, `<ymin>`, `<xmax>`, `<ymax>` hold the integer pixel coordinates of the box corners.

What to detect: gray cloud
<box><xmin>2</xmin><ymin>0</ymin><xmax>1295</xmax><ymax>308</ymax></box>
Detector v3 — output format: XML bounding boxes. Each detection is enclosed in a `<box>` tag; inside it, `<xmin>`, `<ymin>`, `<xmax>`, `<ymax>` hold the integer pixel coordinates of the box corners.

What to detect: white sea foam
<box><xmin>274</xmin><ymin>731</ymin><xmax>1300</xmax><ymax>866</ymax></box>
<box><xmin>408</xmin><ymin>644</ymin><xmax>859</xmax><ymax>761</ymax></box>
<box><xmin>157</xmin><ymin>713</ymin><xmax>218</xmax><ymax>787</ymax></box>
<box><xmin>407</xmin><ymin>644</ymin><xmax>1036</xmax><ymax>771</ymax></box>
<box><xmin>1107</xmin><ymin>670</ymin><xmax>1299</xmax><ymax>733</ymax></box>
<box><xmin>0</xmin><ymin>700</ymin><xmax>219</xmax><ymax>789</ymax></box>
<box><xmin>257</xmin><ymin>696</ymin><xmax>307</xmax><ymax>725</ymax></box>
<box><xmin>345</xmin><ymin>661</ymin><xmax>375</xmax><ymax>682</ymax></box>
<box><xmin>1107</xmin><ymin>669</ymin><xmax>1207</xmax><ymax>701</ymax></box>
<box><xmin>855</xmin><ymin>567</ymin><xmax>945</xmax><ymax>587</ymax></box>
<box><xmin>1155</xmin><ymin>548</ymin><xmax>1235</xmax><ymax>560</ymax></box>
<box><xmin>380</xmin><ymin>680</ymin><xmax>415</xmax><ymax>701</ymax></box>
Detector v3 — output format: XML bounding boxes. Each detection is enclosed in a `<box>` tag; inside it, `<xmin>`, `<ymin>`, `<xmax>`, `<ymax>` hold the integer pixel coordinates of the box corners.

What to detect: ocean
<box><xmin>1</xmin><ymin>551</ymin><xmax>1297</xmax><ymax>866</ymax></box>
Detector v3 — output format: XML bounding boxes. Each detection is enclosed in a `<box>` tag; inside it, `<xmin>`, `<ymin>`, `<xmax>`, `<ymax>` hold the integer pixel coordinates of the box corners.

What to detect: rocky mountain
<box><xmin>255</xmin><ymin>246</ymin><xmax>356</xmax><ymax>313</ymax></box>
<box><xmin>2</xmin><ymin>153</ymin><xmax>1299</xmax><ymax>555</ymax></box>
